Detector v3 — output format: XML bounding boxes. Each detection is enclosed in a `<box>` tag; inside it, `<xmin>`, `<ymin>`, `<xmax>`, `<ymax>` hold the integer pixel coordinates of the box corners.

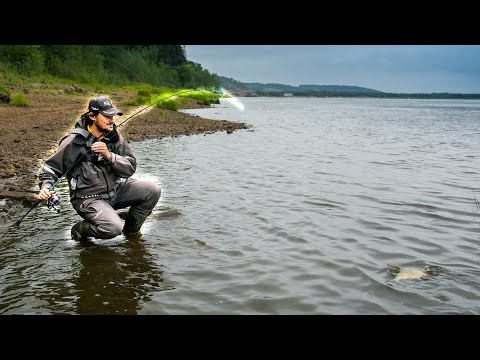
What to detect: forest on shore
<box><xmin>0</xmin><ymin>45</ymin><xmax>220</xmax><ymax>90</ymax></box>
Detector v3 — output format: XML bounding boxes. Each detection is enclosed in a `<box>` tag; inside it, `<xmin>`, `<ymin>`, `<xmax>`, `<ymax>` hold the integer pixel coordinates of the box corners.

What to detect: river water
<box><xmin>2</xmin><ymin>97</ymin><xmax>480</xmax><ymax>314</ymax></box>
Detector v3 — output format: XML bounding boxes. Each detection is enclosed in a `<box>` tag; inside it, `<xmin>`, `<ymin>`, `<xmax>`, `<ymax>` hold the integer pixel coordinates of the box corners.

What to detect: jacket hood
<box><xmin>75</xmin><ymin>116</ymin><xmax>88</xmax><ymax>130</ymax></box>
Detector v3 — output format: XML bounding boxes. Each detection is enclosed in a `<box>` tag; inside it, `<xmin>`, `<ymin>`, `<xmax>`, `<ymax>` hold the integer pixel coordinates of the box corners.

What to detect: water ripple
<box><xmin>3</xmin><ymin>98</ymin><xmax>480</xmax><ymax>314</ymax></box>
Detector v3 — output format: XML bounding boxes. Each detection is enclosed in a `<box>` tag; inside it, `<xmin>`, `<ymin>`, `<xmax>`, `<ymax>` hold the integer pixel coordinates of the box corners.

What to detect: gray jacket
<box><xmin>39</xmin><ymin>117</ymin><xmax>136</xmax><ymax>201</ymax></box>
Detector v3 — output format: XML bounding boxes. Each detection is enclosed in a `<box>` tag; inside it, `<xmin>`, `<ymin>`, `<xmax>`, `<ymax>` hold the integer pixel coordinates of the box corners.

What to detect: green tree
<box><xmin>0</xmin><ymin>45</ymin><xmax>44</xmax><ymax>75</ymax></box>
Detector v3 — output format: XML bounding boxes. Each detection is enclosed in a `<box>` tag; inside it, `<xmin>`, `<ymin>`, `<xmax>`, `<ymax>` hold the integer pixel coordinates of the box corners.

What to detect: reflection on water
<box><xmin>45</xmin><ymin>240</ymin><xmax>165</xmax><ymax>315</ymax></box>
<box><xmin>0</xmin><ymin>199</ymin><xmax>167</xmax><ymax>314</ymax></box>
<box><xmin>0</xmin><ymin>236</ymin><xmax>166</xmax><ymax>315</ymax></box>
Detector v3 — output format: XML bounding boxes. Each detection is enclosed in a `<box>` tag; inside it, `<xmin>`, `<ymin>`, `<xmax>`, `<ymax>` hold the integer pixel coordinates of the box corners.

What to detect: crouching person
<box><xmin>36</xmin><ymin>96</ymin><xmax>161</xmax><ymax>240</ymax></box>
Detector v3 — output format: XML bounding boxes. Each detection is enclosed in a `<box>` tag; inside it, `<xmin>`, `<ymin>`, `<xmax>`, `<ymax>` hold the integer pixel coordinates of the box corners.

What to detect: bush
<box><xmin>158</xmin><ymin>98</ymin><xmax>178</xmax><ymax>111</ymax></box>
<box><xmin>200</xmin><ymin>98</ymin><xmax>220</xmax><ymax>105</ymax></box>
<box><xmin>127</xmin><ymin>96</ymin><xmax>149</xmax><ymax>106</ymax></box>
<box><xmin>0</xmin><ymin>84</ymin><xmax>10</xmax><ymax>96</ymax></box>
<box><xmin>137</xmin><ymin>90</ymin><xmax>151</xmax><ymax>97</ymax></box>
<box><xmin>10</xmin><ymin>94</ymin><xmax>29</xmax><ymax>107</ymax></box>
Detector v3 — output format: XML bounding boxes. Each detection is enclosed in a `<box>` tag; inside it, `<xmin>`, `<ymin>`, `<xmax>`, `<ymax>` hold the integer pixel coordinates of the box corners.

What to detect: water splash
<box><xmin>221</xmin><ymin>88</ymin><xmax>245</xmax><ymax>111</ymax></box>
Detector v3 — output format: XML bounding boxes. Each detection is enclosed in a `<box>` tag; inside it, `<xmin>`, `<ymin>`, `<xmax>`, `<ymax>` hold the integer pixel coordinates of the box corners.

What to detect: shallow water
<box><xmin>2</xmin><ymin>97</ymin><xmax>480</xmax><ymax>314</ymax></box>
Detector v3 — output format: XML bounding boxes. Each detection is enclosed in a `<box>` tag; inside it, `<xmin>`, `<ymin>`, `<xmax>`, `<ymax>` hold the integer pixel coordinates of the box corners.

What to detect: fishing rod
<box><xmin>14</xmin><ymin>88</ymin><xmax>203</xmax><ymax>226</ymax></box>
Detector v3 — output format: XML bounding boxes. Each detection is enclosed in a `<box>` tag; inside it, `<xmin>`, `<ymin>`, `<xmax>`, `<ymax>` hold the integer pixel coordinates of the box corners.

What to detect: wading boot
<box><xmin>71</xmin><ymin>220</ymin><xmax>91</xmax><ymax>241</ymax></box>
<box><xmin>122</xmin><ymin>208</ymin><xmax>151</xmax><ymax>239</ymax></box>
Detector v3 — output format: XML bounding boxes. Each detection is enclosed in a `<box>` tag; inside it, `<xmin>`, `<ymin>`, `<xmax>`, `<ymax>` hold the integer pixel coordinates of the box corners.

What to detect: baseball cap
<box><xmin>88</xmin><ymin>96</ymin><xmax>123</xmax><ymax>116</ymax></box>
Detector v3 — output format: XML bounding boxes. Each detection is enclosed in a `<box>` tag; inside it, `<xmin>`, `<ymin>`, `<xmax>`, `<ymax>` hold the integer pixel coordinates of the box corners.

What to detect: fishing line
<box><xmin>14</xmin><ymin>89</ymin><xmax>205</xmax><ymax>226</ymax></box>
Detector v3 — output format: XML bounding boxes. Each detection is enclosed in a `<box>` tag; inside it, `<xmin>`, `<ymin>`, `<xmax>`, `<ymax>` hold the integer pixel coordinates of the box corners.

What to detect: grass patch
<box><xmin>10</xmin><ymin>94</ymin><xmax>29</xmax><ymax>107</ymax></box>
<box><xmin>122</xmin><ymin>84</ymin><xmax>169</xmax><ymax>95</ymax></box>
<box><xmin>124</xmin><ymin>92</ymin><xmax>181</xmax><ymax>110</ymax></box>
<box><xmin>138</xmin><ymin>88</ymin><xmax>221</xmax><ymax>110</ymax></box>
<box><xmin>0</xmin><ymin>84</ymin><xmax>10</xmax><ymax>96</ymax></box>
<box><xmin>177</xmin><ymin>89</ymin><xmax>222</xmax><ymax>105</ymax></box>
<box><xmin>137</xmin><ymin>90</ymin><xmax>151</xmax><ymax>97</ymax></box>
<box><xmin>126</xmin><ymin>95</ymin><xmax>151</xmax><ymax>106</ymax></box>
<box><xmin>158</xmin><ymin>98</ymin><xmax>178</xmax><ymax>111</ymax></box>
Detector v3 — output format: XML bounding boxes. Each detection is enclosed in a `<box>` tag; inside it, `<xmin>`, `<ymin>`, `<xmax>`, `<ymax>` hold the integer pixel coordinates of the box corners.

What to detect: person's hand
<box><xmin>37</xmin><ymin>187</ymin><xmax>54</xmax><ymax>201</ymax></box>
<box><xmin>91</xmin><ymin>141</ymin><xmax>111</xmax><ymax>161</ymax></box>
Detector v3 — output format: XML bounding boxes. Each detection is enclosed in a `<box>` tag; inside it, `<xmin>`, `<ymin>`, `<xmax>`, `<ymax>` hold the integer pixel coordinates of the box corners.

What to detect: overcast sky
<box><xmin>185</xmin><ymin>45</ymin><xmax>480</xmax><ymax>94</ymax></box>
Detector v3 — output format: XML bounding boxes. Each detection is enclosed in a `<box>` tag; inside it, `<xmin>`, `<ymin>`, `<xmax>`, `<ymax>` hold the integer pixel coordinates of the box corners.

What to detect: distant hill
<box><xmin>220</xmin><ymin>77</ymin><xmax>383</xmax><ymax>96</ymax></box>
<box><xmin>242</xmin><ymin>82</ymin><xmax>301</xmax><ymax>93</ymax></box>
<box><xmin>219</xmin><ymin>76</ymin><xmax>480</xmax><ymax>99</ymax></box>
<box><xmin>244</xmin><ymin>83</ymin><xmax>382</xmax><ymax>94</ymax></box>
<box><xmin>297</xmin><ymin>84</ymin><xmax>382</xmax><ymax>93</ymax></box>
